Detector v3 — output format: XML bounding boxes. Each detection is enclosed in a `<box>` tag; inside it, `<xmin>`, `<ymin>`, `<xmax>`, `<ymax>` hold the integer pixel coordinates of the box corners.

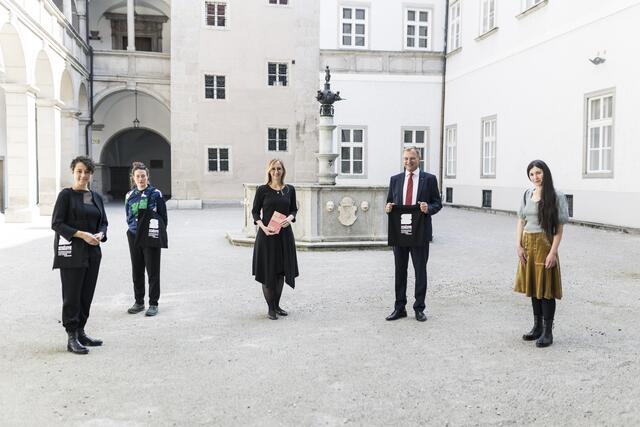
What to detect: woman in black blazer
<box><xmin>51</xmin><ymin>156</ymin><xmax>108</xmax><ymax>355</ymax></box>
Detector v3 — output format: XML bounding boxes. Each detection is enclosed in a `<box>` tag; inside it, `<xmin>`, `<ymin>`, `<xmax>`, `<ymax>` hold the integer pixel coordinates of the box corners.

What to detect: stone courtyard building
<box><xmin>1</xmin><ymin>0</ymin><xmax>639</xmax><ymax>229</ymax></box>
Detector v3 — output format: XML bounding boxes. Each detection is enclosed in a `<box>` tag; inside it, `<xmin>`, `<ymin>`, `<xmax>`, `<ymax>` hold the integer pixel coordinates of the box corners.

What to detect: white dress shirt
<box><xmin>402</xmin><ymin>168</ymin><xmax>420</xmax><ymax>205</ymax></box>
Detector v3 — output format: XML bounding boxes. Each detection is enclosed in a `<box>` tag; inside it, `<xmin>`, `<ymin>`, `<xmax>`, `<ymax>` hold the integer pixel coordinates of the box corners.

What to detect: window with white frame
<box><xmin>405</xmin><ymin>8</ymin><xmax>431</xmax><ymax>49</ymax></box>
<box><xmin>268</xmin><ymin>62</ymin><xmax>288</xmax><ymax>86</ymax></box>
<box><xmin>449</xmin><ymin>1</ymin><xmax>461</xmax><ymax>51</ymax></box>
<box><xmin>481</xmin><ymin>117</ymin><xmax>496</xmax><ymax>177</ymax></box>
<box><xmin>586</xmin><ymin>93</ymin><xmax>614</xmax><ymax>175</ymax></box>
<box><xmin>268</xmin><ymin>0</ymin><xmax>288</xmax><ymax>4</ymax></box>
<box><xmin>205</xmin><ymin>1</ymin><xmax>226</xmax><ymax>27</ymax></box>
<box><xmin>268</xmin><ymin>128</ymin><xmax>288</xmax><ymax>151</ymax></box>
<box><xmin>340</xmin><ymin>6</ymin><xmax>368</xmax><ymax>48</ymax></box>
<box><xmin>445</xmin><ymin>125</ymin><xmax>457</xmax><ymax>177</ymax></box>
<box><xmin>402</xmin><ymin>128</ymin><xmax>428</xmax><ymax>171</ymax></box>
<box><xmin>523</xmin><ymin>0</ymin><xmax>544</xmax><ymax>10</ymax></box>
<box><xmin>204</xmin><ymin>74</ymin><xmax>225</xmax><ymax>99</ymax></box>
<box><xmin>480</xmin><ymin>0</ymin><xmax>496</xmax><ymax>34</ymax></box>
<box><xmin>207</xmin><ymin>147</ymin><xmax>230</xmax><ymax>172</ymax></box>
<box><xmin>340</xmin><ymin>128</ymin><xmax>365</xmax><ymax>175</ymax></box>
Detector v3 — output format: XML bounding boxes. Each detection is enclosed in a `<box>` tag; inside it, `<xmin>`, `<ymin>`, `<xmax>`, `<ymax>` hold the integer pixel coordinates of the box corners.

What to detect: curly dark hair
<box><xmin>70</xmin><ymin>156</ymin><xmax>96</xmax><ymax>173</ymax></box>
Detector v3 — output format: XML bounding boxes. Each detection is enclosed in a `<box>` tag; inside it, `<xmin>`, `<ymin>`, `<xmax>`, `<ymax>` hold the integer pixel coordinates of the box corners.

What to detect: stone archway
<box><xmin>100</xmin><ymin>127</ymin><xmax>171</xmax><ymax>199</ymax></box>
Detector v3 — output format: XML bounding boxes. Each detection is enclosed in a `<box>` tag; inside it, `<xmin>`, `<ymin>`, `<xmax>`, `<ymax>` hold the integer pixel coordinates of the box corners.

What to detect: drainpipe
<box><xmin>84</xmin><ymin>0</ymin><xmax>94</xmax><ymax>155</ymax></box>
<box><xmin>438</xmin><ymin>0</ymin><xmax>450</xmax><ymax>194</ymax></box>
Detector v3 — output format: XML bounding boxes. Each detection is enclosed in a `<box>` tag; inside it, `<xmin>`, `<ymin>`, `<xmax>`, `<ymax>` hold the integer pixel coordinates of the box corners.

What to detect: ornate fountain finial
<box><xmin>316</xmin><ymin>66</ymin><xmax>343</xmax><ymax>117</ymax></box>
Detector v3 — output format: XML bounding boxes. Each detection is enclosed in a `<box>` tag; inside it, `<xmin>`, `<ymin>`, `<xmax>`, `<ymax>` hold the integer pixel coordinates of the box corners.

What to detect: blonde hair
<box><xmin>265</xmin><ymin>159</ymin><xmax>286</xmax><ymax>185</ymax></box>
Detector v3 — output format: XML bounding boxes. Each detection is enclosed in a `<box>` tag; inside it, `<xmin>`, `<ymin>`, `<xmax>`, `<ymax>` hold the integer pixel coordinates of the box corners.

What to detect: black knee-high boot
<box><xmin>274</xmin><ymin>275</ymin><xmax>287</xmax><ymax>316</ymax></box>
<box><xmin>536</xmin><ymin>299</ymin><xmax>556</xmax><ymax>348</ymax></box>
<box><xmin>523</xmin><ymin>297</ymin><xmax>543</xmax><ymax>341</ymax></box>
<box><xmin>262</xmin><ymin>283</ymin><xmax>277</xmax><ymax>320</ymax></box>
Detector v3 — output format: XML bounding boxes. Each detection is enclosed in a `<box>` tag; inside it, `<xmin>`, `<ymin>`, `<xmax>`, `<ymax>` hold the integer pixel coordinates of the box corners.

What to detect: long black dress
<box><xmin>251</xmin><ymin>184</ymin><xmax>299</xmax><ymax>289</ymax></box>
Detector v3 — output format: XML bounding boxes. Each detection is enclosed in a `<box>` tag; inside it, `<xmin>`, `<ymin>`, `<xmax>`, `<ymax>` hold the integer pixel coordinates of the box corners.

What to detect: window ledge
<box><xmin>475</xmin><ymin>26</ymin><xmax>499</xmax><ymax>41</ymax></box>
<box><xmin>516</xmin><ymin>0</ymin><xmax>549</xmax><ymax>19</ymax></box>
<box><xmin>582</xmin><ymin>172</ymin><xmax>614</xmax><ymax>179</ymax></box>
<box><xmin>446</xmin><ymin>46</ymin><xmax>462</xmax><ymax>57</ymax></box>
<box><xmin>480</xmin><ymin>175</ymin><xmax>496</xmax><ymax>179</ymax></box>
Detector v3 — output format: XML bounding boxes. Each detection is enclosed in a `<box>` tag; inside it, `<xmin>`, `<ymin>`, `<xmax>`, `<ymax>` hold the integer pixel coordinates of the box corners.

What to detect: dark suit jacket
<box><xmin>386</xmin><ymin>170</ymin><xmax>442</xmax><ymax>242</ymax></box>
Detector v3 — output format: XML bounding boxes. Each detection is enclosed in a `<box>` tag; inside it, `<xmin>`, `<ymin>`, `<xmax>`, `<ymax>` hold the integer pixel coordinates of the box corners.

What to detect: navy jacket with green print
<box><xmin>125</xmin><ymin>185</ymin><xmax>168</xmax><ymax>234</ymax></box>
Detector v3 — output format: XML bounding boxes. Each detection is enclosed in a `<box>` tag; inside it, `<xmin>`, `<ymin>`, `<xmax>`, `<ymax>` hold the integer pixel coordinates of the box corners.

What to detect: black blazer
<box><xmin>51</xmin><ymin>188</ymin><xmax>108</xmax><ymax>269</ymax></box>
<box><xmin>386</xmin><ymin>170</ymin><xmax>442</xmax><ymax>242</ymax></box>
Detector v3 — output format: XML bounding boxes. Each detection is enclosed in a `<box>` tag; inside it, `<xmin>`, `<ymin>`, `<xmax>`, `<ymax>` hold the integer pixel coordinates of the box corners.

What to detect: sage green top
<box><xmin>518</xmin><ymin>188</ymin><xmax>570</xmax><ymax>233</ymax></box>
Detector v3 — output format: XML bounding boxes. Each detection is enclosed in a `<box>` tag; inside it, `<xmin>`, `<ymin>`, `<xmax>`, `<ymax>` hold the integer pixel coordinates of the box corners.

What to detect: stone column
<box><xmin>77</xmin><ymin>0</ymin><xmax>87</xmax><ymax>41</ymax></box>
<box><xmin>1</xmin><ymin>84</ymin><xmax>39</xmax><ymax>222</ymax></box>
<box><xmin>315</xmin><ymin>115</ymin><xmax>338</xmax><ymax>185</ymax></box>
<box><xmin>127</xmin><ymin>0</ymin><xmax>136</xmax><ymax>51</ymax></box>
<box><xmin>63</xmin><ymin>0</ymin><xmax>73</xmax><ymax>23</ymax></box>
<box><xmin>61</xmin><ymin>109</ymin><xmax>81</xmax><ymax>188</ymax></box>
<box><xmin>36</xmin><ymin>98</ymin><xmax>63</xmax><ymax>215</ymax></box>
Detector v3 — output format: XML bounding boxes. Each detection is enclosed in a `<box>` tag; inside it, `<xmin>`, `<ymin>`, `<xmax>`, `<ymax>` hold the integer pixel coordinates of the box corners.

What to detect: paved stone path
<box><xmin>1</xmin><ymin>206</ymin><xmax>639</xmax><ymax>426</ymax></box>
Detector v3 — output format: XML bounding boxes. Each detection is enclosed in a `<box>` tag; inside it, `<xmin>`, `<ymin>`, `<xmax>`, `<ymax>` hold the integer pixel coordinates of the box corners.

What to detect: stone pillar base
<box><xmin>4</xmin><ymin>206</ymin><xmax>38</xmax><ymax>223</ymax></box>
<box><xmin>166</xmin><ymin>199</ymin><xmax>203</xmax><ymax>210</ymax></box>
<box><xmin>233</xmin><ymin>183</ymin><xmax>389</xmax><ymax>250</ymax></box>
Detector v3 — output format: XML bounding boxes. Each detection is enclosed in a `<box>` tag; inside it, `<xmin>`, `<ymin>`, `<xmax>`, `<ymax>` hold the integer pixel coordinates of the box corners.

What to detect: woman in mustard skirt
<box><xmin>514</xmin><ymin>160</ymin><xmax>569</xmax><ymax>348</ymax></box>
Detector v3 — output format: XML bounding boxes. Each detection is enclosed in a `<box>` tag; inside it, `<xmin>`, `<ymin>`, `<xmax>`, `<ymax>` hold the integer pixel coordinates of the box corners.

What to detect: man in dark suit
<box><xmin>385</xmin><ymin>147</ymin><xmax>442</xmax><ymax>322</ymax></box>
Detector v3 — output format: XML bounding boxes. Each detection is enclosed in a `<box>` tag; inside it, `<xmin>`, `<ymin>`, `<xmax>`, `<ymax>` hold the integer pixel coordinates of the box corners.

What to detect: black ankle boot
<box><xmin>268</xmin><ymin>309</ymin><xmax>277</xmax><ymax>320</ymax></box>
<box><xmin>67</xmin><ymin>331</ymin><xmax>89</xmax><ymax>354</ymax></box>
<box><xmin>522</xmin><ymin>315</ymin><xmax>543</xmax><ymax>341</ymax></box>
<box><xmin>536</xmin><ymin>319</ymin><xmax>554</xmax><ymax>348</ymax></box>
<box><xmin>78</xmin><ymin>329</ymin><xmax>103</xmax><ymax>347</ymax></box>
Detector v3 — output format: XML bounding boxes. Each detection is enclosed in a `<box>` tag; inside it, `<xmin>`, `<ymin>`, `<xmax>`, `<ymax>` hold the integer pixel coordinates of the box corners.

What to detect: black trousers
<box><xmin>60</xmin><ymin>250</ymin><xmax>101</xmax><ymax>332</ymax></box>
<box><xmin>393</xmin><ymin>243</ymin><xmax>430</xmax><ymax>312</ymax></box>
<box><xmin>127</xmin><ymin>231</ymin><xmax>161</xmax><ymax>306</ymax></box>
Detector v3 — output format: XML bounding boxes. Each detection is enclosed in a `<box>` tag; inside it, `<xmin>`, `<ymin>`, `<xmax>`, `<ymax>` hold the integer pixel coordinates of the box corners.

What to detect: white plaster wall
<box><xmin>443</xmin><ymin>1</ymin><xmax>640</xmax><ymax>228</ymax></box>
<box><xmin>331</xmin><ymin>72</ymin><xmax>443</xmax><ymax>185</ymax></box>
<box><xmin>320</xmin><ymin>0</ymin><xmax>447</xmax><ymax>52</ymax></box>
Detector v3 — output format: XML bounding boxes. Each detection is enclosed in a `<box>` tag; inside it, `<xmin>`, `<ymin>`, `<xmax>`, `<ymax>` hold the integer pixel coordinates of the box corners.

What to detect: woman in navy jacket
<box><xmin>51</xmin><ymin>156</ymin><xmax>108</xmax><ymax>355</ymax></box>
<box><xmin>124</xmin><ymin>162</ymin><xmax>168</xmax><ymax>317</ymax></box>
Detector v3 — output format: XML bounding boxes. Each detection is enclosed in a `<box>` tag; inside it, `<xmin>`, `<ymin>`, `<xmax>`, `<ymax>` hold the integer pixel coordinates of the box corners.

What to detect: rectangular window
<box><xmin>268</xmin><ymin>62</ymin><xmax>288</xmax><ymax>86</ymax></box>
<box><xmin>204</xmin><ymin>74</ymin><xmax>226</xmax><ymax>99</ymax></box>
<box><xmin>449</xmin><ymin>1</ymin><xmax>461</xmax><ymax>51</ymax></box>
<box><xmin>482</xmin><ymin>190</ymin><xmax>492</xmax><ymax>208</ymax></box>
<box><xmin>481</xmin><ymin>117</ymin><xmax>496</xmax><ymax>177</ymax></box>
<box><xmin>340</xmin><ymin>127</ymin><xmax>365</xmax><ymax>175</ymax></box>
<box><xmin>268</xmin><ymin>128</ymin><xmax>288</xmax><ymax>151</ymax></box>
<box><xmin>340</xmin><ymin>6</ymin><xmax>368</xmax><ymax>48</ymax></box>
<box><xmin>268</xmin><ymin>0</ymin><xmax>288</xmax><ymax>4</ymax></box>
<box><xmin>445</xmin><ymin>125</ymin><xmax>457</xmax><ymax>177</ymax></box>
<box><xmin>446</xmin><ymin>187</ymin><xmax>453</xmax><ymax>204</ymax></box>
<box><xmin>405</xmin><ymin>8</ymin><xmax>431</xmax><ymax>50</ymax></box>
<box><xmin>205</xmin><ymin>1</ymin><xmax>226</xmax><ymax>27</ymax></box>
<box><xmin>207</xmin><ymin>147</ymin><xmax>230</xmax><ymax>172</ymax></box>
<box><xmin>585</xmin><ymin>92</ymin><xmax>614</xmax><ymax>175</ymax></box>
<box><xmin>402</xmin><ymin>128</ymin><xmax>428</xmax><ymax>171</ymax></box>
<box><xmin>480</xmin><ymin>0</ymin><xmax>496</xmax><ymax>34</ymax></box>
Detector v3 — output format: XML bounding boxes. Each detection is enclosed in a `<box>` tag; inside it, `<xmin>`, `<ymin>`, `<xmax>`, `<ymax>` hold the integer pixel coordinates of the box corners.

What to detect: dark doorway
<box><xmin>101</xmin><ymin>128</ymin><xmax>171</xmax><ymax>200</ymax></box>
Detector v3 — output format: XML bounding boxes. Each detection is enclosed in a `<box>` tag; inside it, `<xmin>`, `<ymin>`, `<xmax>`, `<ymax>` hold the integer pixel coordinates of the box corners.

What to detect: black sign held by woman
<box><xmin>387</xmin><ymin>205</ymin><xmax>426</xmax><ymax>247</ymax></box>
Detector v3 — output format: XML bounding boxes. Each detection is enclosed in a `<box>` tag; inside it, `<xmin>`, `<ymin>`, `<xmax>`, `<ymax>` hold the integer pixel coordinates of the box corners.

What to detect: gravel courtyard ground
<box><xmin>1</xmin><ymin>205</ymin><xmax>639</xmax><ymax>426</ymax></box>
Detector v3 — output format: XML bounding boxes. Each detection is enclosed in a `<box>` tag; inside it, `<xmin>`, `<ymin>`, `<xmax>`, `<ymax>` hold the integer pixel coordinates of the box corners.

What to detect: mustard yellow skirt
<box><xmin>514</xmin><ymin>232</ymin><xmax>562</xmax><ymax>300</ymax></box>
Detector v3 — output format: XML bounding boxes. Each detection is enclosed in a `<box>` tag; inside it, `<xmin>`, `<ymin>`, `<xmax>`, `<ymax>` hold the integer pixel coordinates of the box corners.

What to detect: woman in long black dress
<box><xmin>252</xmin><ymin>159</ymin><xmax>299</xmax><ymax>320</ymax></box>
<box><xmin>51</xmin><ymin>156</ymin><xmax>108</xmax><ymax>354</ymax></box>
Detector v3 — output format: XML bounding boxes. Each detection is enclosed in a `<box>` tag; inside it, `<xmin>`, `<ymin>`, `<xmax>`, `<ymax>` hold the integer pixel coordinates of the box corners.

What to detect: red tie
<box><xmin>405</xmin><ymin>172</ymin><xmax>413</xmax><ymax>205</ymax></box>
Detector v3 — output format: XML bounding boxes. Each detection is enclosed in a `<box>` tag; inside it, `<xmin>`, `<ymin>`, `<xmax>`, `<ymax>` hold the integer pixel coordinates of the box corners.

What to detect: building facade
<box><xmin>320</xmin><ymin>0</ymin><xmax>446</xmax><ymax>186</ymax></box>
<box><xmin>2</xmin><ymin>0</ymin><xmax>639</xmax><ymax>229</ymax></box>
<box><xmin>442</xmin><ymin>0</ymin><xmax>640</xmax><ymax>228</ymax></box>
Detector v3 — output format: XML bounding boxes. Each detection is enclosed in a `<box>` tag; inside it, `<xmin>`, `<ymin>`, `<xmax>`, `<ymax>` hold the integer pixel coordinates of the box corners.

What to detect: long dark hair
<box><xmin>527</xmin><ymin>160</ymin><xmax>559</xmax><ymax>239</ymax></box>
